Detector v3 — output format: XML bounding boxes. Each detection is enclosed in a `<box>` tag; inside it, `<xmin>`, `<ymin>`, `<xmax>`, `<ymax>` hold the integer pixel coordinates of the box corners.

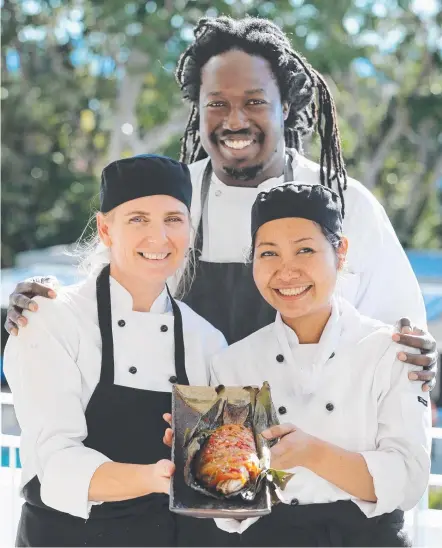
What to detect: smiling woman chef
<box><xmin>208</xmin><ymin>183</ymin><xmax>431</xmax><ymax>547</ymax></box>
<box><xmin>3</xmin><ymin>155</ymin><xmax>229</xmax><ymax>547</ymax></box>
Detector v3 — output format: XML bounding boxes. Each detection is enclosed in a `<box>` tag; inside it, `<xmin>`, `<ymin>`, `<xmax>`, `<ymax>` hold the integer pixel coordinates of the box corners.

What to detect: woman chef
<box><xmin>4</xmin><ymin>155</ymin><xmax>229</xmax><ymax>547</ymax></box>
<box><xmin>209</xmin><ymin>183</ymin><xmax>431</xmax><ymax>547</ymax></box>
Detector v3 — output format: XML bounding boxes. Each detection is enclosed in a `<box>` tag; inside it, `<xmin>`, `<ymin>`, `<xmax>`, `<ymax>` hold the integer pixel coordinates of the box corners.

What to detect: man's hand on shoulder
<box><xmin>392</xmin><ymin>318</ymin><xmax>438</xmax><ymax>392</ymax></box>
<box><xmin>5</xmin><ymin>276</ymin><xmax>59</xmax><ymax>336</ymax></box>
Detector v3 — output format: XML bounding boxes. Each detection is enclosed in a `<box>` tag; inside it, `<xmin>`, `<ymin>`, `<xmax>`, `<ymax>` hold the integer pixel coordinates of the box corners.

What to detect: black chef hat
<box><xmin>100</xmin><ymin>154</ymin><xmax>192</xmax><ymax>213</ymax></box>
<box><xmin>251</xmin><ymin>183</ymin><xmax>342</xmax><ymax>243</ymax></box>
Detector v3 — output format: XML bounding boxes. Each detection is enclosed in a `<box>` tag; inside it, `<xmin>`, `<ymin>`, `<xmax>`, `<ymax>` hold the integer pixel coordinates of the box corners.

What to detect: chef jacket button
<box><xmin>160</xmin><ymin>324</ymin><xmax>169</xmax><ymax>332</ymax></box>
<box><xmin>215</xmin><ymin>190</ymin><xmax>222</xmax><ymax>197</ymax></box>
<box><xmin>290</xmin><ymin>498</ymin><xmax>299</xmax><ymax>506</ymax></box>
<box><xmin>129</xmin><ymin>366</ymin><xmax>137</xmax><ymax>374</ymax></box>
<box><xmin>169</xmin><ymin>375</ymin><xmax>178</xmax><ymax>384</ymax></box>
<box><xmin>326</xmin><ymin>402</ymin><xmax>334</xmax><ymax>412</ymax></box>
<box><xmin>276</xmin><ymin>354</ymin><xmax>284</xmax><ymax>363</ymax></box>
<box><xmin>118</xmin><ymin>319</ymin><xmax>126</xmax><ymax>327</ymax></box>
<box><xmin>278</xmin><ymin>406</ymin><xmax>287</xmax><ymax>415</ymax></box>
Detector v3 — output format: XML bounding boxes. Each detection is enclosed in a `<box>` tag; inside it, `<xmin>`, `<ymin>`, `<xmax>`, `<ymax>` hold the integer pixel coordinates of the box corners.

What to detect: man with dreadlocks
<box><xmin>173</xmin><ymin>17</ymin><xmax>436</xmax><ymax>367</ymax></box>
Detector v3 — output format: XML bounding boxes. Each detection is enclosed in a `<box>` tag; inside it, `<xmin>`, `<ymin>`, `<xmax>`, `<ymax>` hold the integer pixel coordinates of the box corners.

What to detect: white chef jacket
<box><xmin>185</xmin><ymin>150</ymin><xmax>426</xmax><ymax>327</ymax></box>
<box><xmin>4</xmin><ymin>273</ymin><xmax>227</xmax><ymax>519</ymax></box>
<box><xmin>209</xmin><ymin>298</ymin><xmax>431</xmax><ymax>534</ymax></box>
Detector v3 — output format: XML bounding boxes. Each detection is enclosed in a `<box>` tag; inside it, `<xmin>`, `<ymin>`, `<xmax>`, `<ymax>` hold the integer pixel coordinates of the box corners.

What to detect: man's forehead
<box><xmin>200</xmin><ymin>52</ymin><xmax>277</xmax><ymax>93</ymax></box>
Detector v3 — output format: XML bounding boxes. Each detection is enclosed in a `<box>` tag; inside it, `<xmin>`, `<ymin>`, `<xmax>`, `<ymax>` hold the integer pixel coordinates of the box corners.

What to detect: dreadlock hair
<box><xmin>175</xmin><ymin>16</ymin><xmax>348</xmax><ymax>215</ymax></box>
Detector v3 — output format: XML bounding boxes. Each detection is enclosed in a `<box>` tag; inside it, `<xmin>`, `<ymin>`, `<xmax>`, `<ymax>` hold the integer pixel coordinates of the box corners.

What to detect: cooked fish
<box><xmin>195</xmin><ymin>423</ymin><xmax>261</xmax><ymax>495</ymax></box>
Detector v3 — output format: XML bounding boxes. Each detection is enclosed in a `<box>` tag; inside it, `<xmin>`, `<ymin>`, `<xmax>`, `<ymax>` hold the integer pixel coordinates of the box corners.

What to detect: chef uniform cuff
<box><xmin>40</xmin><ymin>448</ymin><xmax>111</xmax><ymax>519</ymax></box>
<box><xmin>359</xmin><ymin>451</ymin><xmax>406</xmax><ymax>517</ymax></box>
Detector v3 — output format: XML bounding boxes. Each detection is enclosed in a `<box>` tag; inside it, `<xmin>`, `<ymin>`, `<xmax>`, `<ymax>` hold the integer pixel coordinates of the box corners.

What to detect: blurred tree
<box><xmin>1</xmin><ymin>0</ymin><xmax>114</xmax><ymax>267</ymax></box>
<box><xmin>1</xmin><ymin>0</ymin><xmax>441</xmax><ymax>267</ymax></box>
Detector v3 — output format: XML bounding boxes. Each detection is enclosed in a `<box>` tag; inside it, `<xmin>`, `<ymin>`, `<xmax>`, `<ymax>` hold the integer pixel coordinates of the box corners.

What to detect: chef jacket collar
<box><xmin>109</xmin><ymin>276</ymin><xmax>171</xmax><ymax>315</ymax></box>
<box><xmin>273</xmin><ymin>296</ymin><xmax>344</xmax><ymax>395</ymax></box>
<box><xmin>211</xmin><ymin>170</ymin><xmax>285</xmax><ymax>191</ymax></box>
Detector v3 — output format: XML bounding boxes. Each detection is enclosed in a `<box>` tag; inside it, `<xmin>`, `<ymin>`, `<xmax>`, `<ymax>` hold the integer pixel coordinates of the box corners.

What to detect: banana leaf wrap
<box><xmin>180</xmin><ymin>382</ymin><xmax>294</xmax><ymax>502</ymax></box>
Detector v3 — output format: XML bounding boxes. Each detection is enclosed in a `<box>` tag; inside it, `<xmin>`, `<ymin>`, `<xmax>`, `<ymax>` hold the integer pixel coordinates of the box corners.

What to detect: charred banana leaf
<box><xmin>183</xmin><ymin>382</ymin><xmax>293</xmax><ymax>502</ymax></box>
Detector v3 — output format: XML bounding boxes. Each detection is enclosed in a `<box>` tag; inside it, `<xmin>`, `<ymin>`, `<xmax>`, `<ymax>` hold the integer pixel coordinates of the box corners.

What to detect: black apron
<box><xmin>181</xmin><ymin>154</ymin><xmax>294</xmax><ymax>345</ymax></box>
<box><xmin>238</xmin><ymin>501</ymin><xmax>410</xmax><ymax>547</ymax></box>
<box><xmin>16</xmin><ymin>264</ymin><xmax>189</xmax><ymax>547</ymax></box>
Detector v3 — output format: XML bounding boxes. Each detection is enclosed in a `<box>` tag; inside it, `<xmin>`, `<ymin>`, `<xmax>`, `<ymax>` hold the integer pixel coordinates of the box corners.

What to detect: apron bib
<box><xmin>17</xmin><ymin>265</ymin><xmax>188</xmax><ymax>547</ymax></box>
<box><xmin>182</xmin><ymin>154</ymin><xmax>294</xmax><ymax>344</ymax></box>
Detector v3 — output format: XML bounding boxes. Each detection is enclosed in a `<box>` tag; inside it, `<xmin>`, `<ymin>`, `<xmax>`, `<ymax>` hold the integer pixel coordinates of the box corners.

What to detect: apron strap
<box><xmin>166</xmin><ymin>286</ymin><xmax>189</xmax><ymax>385</ymax></box>
<box><xmin>96</xmin><ymin>264</ymin><xmax>116</xmax><ymax>385</ymax></box>
<box><xmin>96</xmin><ymin>265</ymin><xmax>189</xmax><ymax>386</ymax></box>
<box><xmin>284</xmin><ymin>149</ymin><xmax>295</xmax><ymax>180</ymax></box>
<box><xmin>193</xmin><ymin>160</ymin><xmax>212</xmax><ymax>257</ymax></box>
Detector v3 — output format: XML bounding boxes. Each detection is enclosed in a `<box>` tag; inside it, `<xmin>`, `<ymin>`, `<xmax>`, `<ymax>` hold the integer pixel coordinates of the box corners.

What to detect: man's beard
<box><xmin>211</xmin><ymin>128</ymin><xmax>265</xmax><ymax>181</ymax></box>
<box><xmin>223</xmin><ymin>163</ymin><xmax>264</xmax><ymax>181</ymax></box>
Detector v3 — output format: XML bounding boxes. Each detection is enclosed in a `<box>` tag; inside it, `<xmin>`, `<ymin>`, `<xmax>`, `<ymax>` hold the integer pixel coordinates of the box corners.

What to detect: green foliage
<box><xmin>2</xmin><ymin>0</ymin><xmax>441</xmax><ymax>266</ymax></box>
<box><xmin>1</xmin><ymin>0</ymin><xmax>108</xmax><ymax>266</ymax></box>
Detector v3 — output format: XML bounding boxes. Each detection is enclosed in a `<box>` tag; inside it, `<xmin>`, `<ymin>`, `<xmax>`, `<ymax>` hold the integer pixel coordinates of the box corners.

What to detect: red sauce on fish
<box><xmin>195</xmin><ymin>424</ymin><xmax>261</xmax><ymax>491</ymax></box>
